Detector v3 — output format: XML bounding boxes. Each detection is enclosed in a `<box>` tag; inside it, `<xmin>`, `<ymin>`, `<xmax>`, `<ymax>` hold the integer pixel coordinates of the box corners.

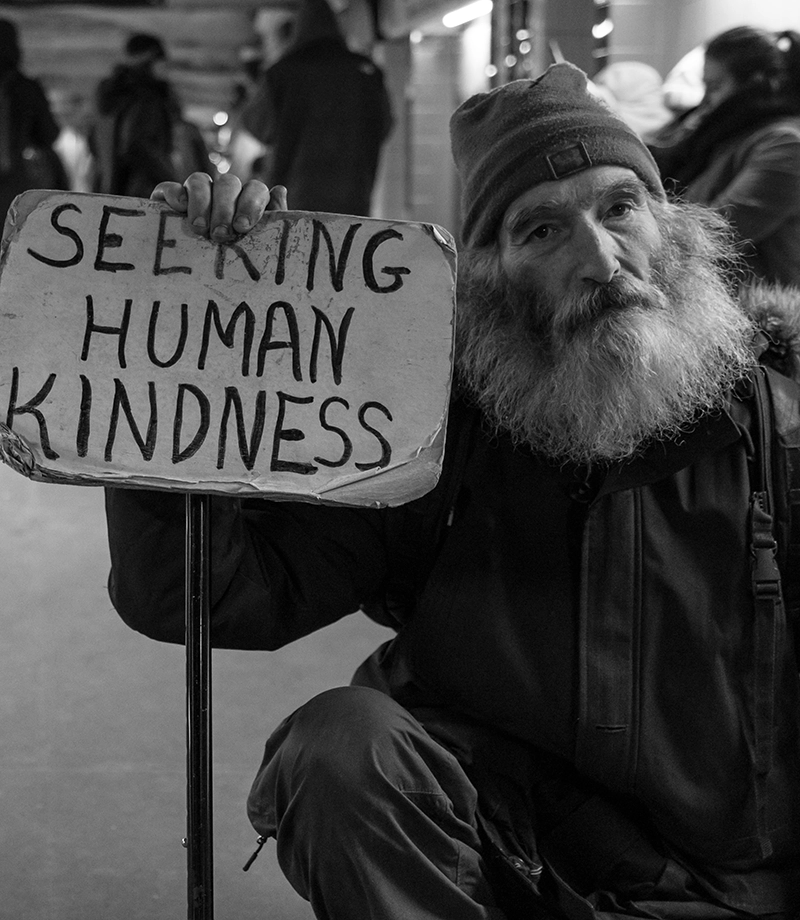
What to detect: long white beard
<box><xmin>456</xmin><ymin>201</ymin><xmax>757</xmax><ymax>465</ymax></box>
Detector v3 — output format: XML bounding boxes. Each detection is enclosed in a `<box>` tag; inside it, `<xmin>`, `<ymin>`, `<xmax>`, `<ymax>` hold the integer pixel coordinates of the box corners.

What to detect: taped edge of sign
<box><xmin>424</xmin><ymin>222</ymin><xmax>457</xmax><ymax>257</ymax></box>
<box><xmin>0</xmin><ymin>421</ymin><xmax>36</xmax><ymax>478</ymax></box>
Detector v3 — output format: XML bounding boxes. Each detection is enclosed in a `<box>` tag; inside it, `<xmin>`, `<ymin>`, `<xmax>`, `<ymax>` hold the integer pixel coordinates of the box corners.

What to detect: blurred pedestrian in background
<box><xmin>240</xmin><ymin>0</ymin><xmax>393</xmax><ymax>216</ymax></box>
<box><xmin>89</xmin><ymin>32</ymin><xmax>180</xmax><ymax>198</ymax></box>
<box><xmin>651</xmin><ymin>26</ymin><xmax>800</xmax><ymax>286</ymax></box>
<box><xmin>0</xmin><ymin>17</ymin><xmax>66</xmax><ymax>221</ymax></box>
<box><xmin>591</xmin><ymin>61</ymin><xmax>673</xmax><ymax>142</ymax></box>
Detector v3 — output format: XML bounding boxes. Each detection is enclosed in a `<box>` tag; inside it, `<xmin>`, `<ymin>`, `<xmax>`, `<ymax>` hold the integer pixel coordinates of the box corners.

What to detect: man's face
<box><xmin>455</xmin><ymin>173</ymin><xmax>755</xmax><ymax>465</ymax></box>
<box><xmin>497</xmin><ymin>165</ymin><xmax>662</xmax><ymax>317</ymax></box>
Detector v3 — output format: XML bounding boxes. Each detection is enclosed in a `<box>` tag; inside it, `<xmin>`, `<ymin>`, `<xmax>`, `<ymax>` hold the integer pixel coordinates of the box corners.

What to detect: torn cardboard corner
<box><xmin>0</xmin><ymin>190</ymin><xmax>457</xmax><ymax>507</ymax></box>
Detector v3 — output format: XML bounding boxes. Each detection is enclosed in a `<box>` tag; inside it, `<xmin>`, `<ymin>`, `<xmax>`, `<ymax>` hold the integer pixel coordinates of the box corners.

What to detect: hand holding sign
<box><xmin>150</xmin><ymin>172</ymin><xmax>284</xmax><ymax>242</ymax></box>
<box><xmin>0</xmin><ymin>190</ymin><xmax>456</xmax><ymax>506</ymax></box>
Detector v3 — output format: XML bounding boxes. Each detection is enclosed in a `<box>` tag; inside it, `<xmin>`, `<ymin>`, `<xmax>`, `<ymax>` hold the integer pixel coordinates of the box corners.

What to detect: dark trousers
<box><xmin>246</xmin><ymin>686</ymin><xmax>792</xmax><ymax>920</ymax></box>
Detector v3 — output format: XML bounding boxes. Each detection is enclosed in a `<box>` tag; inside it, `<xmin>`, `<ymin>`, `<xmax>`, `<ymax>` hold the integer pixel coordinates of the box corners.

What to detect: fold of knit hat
<box><xmin>450</xmin><ymin>62</ymin><xmax>666</xmax><ymax>249</ymax></box>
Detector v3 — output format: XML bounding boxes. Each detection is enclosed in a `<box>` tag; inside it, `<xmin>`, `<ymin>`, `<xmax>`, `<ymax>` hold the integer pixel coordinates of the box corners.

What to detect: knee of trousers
<box><xmin>247</xmin><ymin>686</ymin><xmax>476</xmax><ymax>839</ymax></box>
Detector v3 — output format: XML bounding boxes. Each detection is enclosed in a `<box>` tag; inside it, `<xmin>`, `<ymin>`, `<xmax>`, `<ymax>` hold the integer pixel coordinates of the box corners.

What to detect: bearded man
<box><xmin>104</xmin><ymin>64</ymin><xmax>800</xmax><ymax>919</ymax></box>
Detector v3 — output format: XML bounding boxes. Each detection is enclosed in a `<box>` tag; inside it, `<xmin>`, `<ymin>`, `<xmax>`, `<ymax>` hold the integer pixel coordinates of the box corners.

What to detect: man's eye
<box><xmin>607</xmin><ymin>202</ymin><xmax>633</xmax><ymax>219</ymax></box>
<box><xmin>530</xmin><ymin>224</ymin><xmax>553</xmax><ymax>240</ymax></box>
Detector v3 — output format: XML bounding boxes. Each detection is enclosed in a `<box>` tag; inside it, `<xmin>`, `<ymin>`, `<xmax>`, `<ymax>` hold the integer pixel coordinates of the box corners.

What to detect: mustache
<box><xmin>520</xmin><ymin>277</ymin><xmax>663</xmax><ymax>347</ymax></box>
<box><xmin>559</xmin><ymin>281</ymin><xmax>651</xmax><ymax>332</ymax></box>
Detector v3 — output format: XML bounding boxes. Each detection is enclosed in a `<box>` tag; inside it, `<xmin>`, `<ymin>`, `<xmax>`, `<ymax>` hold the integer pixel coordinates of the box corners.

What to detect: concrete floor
<box><xmin>0</xmin><ymin>461</ymin><xmax>393</xmax><ymax>919</ymax></box>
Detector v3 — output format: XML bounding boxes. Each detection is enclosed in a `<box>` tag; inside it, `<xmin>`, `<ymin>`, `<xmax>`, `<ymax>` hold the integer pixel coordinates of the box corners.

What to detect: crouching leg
<box><xmin>247</xmin><ymin>685</ymin><xmax>507</xmax><ymax>920</ymax></box>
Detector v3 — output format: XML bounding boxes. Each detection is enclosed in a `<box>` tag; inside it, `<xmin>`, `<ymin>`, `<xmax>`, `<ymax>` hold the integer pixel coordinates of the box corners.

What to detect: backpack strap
<box><xmin>756</xmin><ymin>369</ymin><xmax>800</xmax><ymax>663</ymax></box>
<box><xmin>743</xmin><ymin>366</ymin><xmax>800</xmax><ymax>857</ymax></box>
<box><xmin>759</xmin><ymin>366</ymin><xmax>800</xmax><ymax>623</ymax></box>
<box><xmin>748</xmin><ymin>370</ymin><xmax>779</xmax><ymax>854</ymax></box>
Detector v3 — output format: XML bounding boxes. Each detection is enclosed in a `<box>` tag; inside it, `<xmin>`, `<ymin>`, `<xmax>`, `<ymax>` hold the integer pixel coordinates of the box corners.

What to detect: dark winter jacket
<box><xmin>241</xmin><ymin>0</ymin><xmax>393</xmax><ymax>215</ymax></box>
<box><xmin>104</xmin><ymin>285</ymin><xmax>800</xmax><ymax>918</ymax></box>
<box><xmin>89</xmin><ymin>63</ymin><xmax>178</xmax><ymax>198</ymax></box>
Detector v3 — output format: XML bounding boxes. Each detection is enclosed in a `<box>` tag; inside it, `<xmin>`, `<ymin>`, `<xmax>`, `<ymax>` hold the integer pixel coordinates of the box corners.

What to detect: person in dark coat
<box><xmin>108</xmin><ymin>65</ymin><xmax>800</xmax><ymax>919</ymax></box>
<box><xmin>89</xmin><ymin>32</ymin><xmax>179</xmax><ymax>198</ymax></box>
<box><xmin>241</xmin><ymin>0</ymin><xmax>393</xmax><ymax>216</ymax></box>
<box><xmin>0</xmin><ymin>18</ymin><xmax>64</xmax><ymax>220</ymax></box>
<box><xmin>650</xmin><ymin>27</ymin><xmax>800</xmax><ymax>286</ymax></box>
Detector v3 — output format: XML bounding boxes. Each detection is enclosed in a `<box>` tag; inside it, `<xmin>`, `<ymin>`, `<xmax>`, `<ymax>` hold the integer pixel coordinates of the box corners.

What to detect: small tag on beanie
<box><xmin>546</xmin><ymin>142</ymin><xmax>593</xmax><ymax>179</ymax></box>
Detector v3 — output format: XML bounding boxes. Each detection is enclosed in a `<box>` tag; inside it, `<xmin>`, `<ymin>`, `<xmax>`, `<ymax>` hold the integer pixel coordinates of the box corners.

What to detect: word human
<box><xmin>80</xmin><ymin>293</ymin><xmax>354</xmax><ymax>383</ymax></box>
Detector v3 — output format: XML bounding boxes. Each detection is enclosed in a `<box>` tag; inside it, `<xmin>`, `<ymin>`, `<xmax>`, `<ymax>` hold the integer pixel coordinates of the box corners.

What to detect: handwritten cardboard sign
<box><xmin>0</xmin><ymin>191</ymin><xmax>456</xmax><ymax>506</ymax></box>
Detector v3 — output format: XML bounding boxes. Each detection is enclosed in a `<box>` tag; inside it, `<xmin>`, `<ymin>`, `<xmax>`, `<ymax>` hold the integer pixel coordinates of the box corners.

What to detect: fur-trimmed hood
<box><xmin>740</xmin><ymin>280</ymin><xmax>800</xmax><ymax>382</ymax></box>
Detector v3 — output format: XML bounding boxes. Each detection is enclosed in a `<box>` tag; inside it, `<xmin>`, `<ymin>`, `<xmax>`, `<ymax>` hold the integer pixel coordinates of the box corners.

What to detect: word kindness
<box><xmin>0</xmin><ymin>192</ymin><xmax>455</xmax><ymax>498</ymax></box>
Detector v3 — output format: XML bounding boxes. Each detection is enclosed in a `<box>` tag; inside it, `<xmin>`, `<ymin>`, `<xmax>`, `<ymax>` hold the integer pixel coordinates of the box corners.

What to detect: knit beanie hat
<box><xmin>450</xmin><ymin>62</ymin><xmax>666</xmax><ymax>249</ymax></box>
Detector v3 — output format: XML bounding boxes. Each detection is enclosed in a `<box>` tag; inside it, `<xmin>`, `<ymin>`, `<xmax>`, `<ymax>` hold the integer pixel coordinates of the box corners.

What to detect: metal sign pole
<box><xmin>185</xmin><ymin>493</ymin><xmax>214</xmax><ymax>919</ymax></box>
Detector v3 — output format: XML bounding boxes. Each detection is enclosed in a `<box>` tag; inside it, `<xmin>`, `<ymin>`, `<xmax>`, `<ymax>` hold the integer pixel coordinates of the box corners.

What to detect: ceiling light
<box><xmin>443</xmin><ymin>0</ymin><xmax>493</xmax><ymax>29</ymax></box>
<box><xmin>592</xmin><ymin>18</ymin><xmax>614</xmax><ymax>39</ymax></box>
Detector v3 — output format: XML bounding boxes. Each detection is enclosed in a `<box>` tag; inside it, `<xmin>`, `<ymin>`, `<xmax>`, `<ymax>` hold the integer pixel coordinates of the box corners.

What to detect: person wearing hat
<box><xmin>88</xmin><ymin>31</ymin><xmax>180</xmax><ymax>198</ymax></box>
<box><xmin>105</xmin><ymin>63</ymin><xmax>800</xmax><ymax>919</ymax></box>
<box><xmin>650</xmin><ymin>26</ymin><xmax>800</xmax><ymax>287</ymax></box>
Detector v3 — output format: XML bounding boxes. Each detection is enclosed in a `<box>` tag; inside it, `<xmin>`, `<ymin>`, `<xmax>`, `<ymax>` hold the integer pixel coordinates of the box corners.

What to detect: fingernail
<box><xmin>233</xmin><ymin>216</ymin><xmax>251</xmax><ymax>232</ymax></box>
<box><xmin>212</xmin><ymin>224</ymin><xmax>230</xmax><ymax>240</ymax></box>
<box><xmin>192</xmin><ymin>217</ymin><xmax>207</xmax><ymax>231</ymax></box>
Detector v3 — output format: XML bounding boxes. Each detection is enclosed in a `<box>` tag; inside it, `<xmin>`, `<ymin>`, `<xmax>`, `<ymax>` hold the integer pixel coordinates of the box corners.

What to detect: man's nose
<box><xmin>574</xmin><ymin>221</ymin><xmax>620</xmax><ymax>285</ymax></box>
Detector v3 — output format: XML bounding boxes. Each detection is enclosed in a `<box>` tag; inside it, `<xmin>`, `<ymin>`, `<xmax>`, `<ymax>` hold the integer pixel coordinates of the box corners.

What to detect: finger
<box><xmin>151</xmin><ymin>181</ymin><xmax>188</xmax><ymax>211</ymax></box>
<box><xmin>267</xmin><ymin>185</ymin><xmax>288</xmax><ymax>212</ymax></box>
<box><xmin>182</xmin><ymin>172</ymin><xmax>214</xmax><ymax>235</ymax></box>
<box><xmin>231</xmin><ymin>179</ymin><xmax>272</xmax><ymax>234</ymax></box>
<box><xmin>209</xmin><ymin>173</ymin><xmax>243</xmax><ymax>242</ymax></box>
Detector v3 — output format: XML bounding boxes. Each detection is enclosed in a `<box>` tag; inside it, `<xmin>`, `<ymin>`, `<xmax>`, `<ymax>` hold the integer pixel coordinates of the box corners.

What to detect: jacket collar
<box><xmin>596</xmin><ymin>395</ymin><xmax>745</xmax><ymax>497</ymax></box>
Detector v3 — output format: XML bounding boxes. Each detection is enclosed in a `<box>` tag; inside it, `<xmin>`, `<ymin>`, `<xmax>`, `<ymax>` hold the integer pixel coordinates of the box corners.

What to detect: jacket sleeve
<box><xmin>240</xmin><ymin>77</ymin><xmax>278</xmax><ymax>146</ymax></box>
<box><xmin>708</xmin><ymin>125</ymin><xmax>800</xmax><ymax>243</ymax></box>
<box><xmin>104</xmin><ymin>485</ymin><xmax>388</xmax><ymax>650</ymax></box>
